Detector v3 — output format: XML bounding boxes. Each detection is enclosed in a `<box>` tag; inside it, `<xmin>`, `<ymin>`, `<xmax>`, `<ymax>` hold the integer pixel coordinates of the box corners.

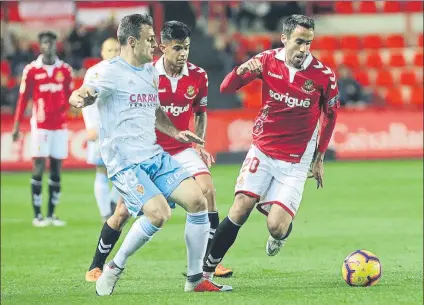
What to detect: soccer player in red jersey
<box><xmin>84</xmin><ymin>21</ymin><xmax>232</xmax><ymax>283</ymax></box>
<box><xmin>12</xmin><ymin>31</ymin><xmax>73</xmax><ymax>227</ymax></box>
<box><xmin>203</xmin><ymin>15</ymin><xmax>339</xmax><ymax>278</ymax></box>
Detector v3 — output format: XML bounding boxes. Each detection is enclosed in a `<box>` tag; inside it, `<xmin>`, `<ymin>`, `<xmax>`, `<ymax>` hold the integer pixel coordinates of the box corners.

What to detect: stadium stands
<box><xmin>1</xmin><ymin>0</ymin><xmax>422</xmax><ymax>111</ymax></box>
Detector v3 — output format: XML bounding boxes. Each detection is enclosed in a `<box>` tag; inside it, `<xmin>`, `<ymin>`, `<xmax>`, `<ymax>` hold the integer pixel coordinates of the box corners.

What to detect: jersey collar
<box><xmin>275</xmin><ymin>48</ymin><xmax>313</xmax><ymax>70</ymax></box>
<box><xmin>155</xmin><ymin>56</ymin><xmax>189</xmax><ymax>77</ymax></box>
<box><xmin>34</xmin><ymin>55</ymin><xmax>61</xmax><ymax>68</ymax></box>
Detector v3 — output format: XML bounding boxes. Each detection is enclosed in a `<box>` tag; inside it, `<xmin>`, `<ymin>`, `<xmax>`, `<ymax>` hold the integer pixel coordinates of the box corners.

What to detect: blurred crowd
<box><xmin>4</xmin><ymin>0</ymin><xmax>419</xmax><ymax>113</ymax></box>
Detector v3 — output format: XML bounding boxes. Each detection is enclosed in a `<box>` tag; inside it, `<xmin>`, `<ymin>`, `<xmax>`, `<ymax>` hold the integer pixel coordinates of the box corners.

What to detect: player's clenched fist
<box><xmin>236</xmin><ymin>58</ymin><xmax>262</xmax><ymax>76</ymax></box>
<box><xmin>69</xmin><ymin>86</ymin><xmax>98</xmax><ymax>108</ymax></box>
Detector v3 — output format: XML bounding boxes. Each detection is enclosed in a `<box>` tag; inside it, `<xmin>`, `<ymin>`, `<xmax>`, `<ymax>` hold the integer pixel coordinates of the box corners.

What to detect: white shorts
<box><xmin>31</xmin><ymin>128</ymin><xmax>68</xmax><ymax>159</ymax></box>
<box><xmin>86</xmin><ymin>140</ymin><xmax>104</xmax><ymax>166</ymax></box>
<box><xmin>172</xmin><ymin>148</ymin><xmax>210</xmax><ymax>177</ymax></box>
<box><xmin>234</xmin><ymin>143</ymin><xmax>316</xmax><ymax>218</ymax></box>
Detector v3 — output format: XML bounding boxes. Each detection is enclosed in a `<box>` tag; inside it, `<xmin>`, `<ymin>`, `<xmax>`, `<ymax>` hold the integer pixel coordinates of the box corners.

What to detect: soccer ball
<box><xmin>342</xmin><ymin>250</ymin><xmax>382</xmax><ymax>287</ymax></box>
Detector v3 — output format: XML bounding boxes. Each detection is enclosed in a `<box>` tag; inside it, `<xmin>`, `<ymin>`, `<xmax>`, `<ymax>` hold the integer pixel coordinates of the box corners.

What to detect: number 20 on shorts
<box><xmin>241</xmin><ymin>157</ymin><xmax>260</xmax><ymax>173</ymax></box>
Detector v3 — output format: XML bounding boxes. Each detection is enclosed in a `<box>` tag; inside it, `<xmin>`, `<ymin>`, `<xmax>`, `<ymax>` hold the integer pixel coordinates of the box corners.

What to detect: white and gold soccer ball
<box><xmin>342</xmin><ymin>250</ymin><xmax>382</xmax><ymax>287</ymax></box>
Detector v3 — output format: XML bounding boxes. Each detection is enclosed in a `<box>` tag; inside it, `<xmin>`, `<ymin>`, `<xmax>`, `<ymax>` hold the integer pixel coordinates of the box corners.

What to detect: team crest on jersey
<box><xmin>301</xmin><ymin>79</ymin><xmax>315</xmax><ymax>94</ymax></box>
<box><xmin>55</xmin><ymin>71</ymin><xmax>64</xmax><ymax>82</ymax></box>
<box><xmin>183</xmin><ymin>86</ymin><xmax>196</xmax><ymax>99</ymax></box>
<box><xmin>90</xmin><ymin>72</ymin><xmax>99</xmax><ymax>81</ymax></box>
<box><xmin>136</xmin><ymin>184</ymin><xmax>145</xmax><ymax>195</ymax></box>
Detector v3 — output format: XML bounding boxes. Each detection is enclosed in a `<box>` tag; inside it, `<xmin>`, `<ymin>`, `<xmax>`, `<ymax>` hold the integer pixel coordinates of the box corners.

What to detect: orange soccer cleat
<box><xmin>214</xmin><ymin>264</ymin><xmax>233</xmax><ymax>278</ymax></box>
<box><xmin>85</xmin><ymin>267</ymin><xmax>102</xmax><ymax>282</ymax></box>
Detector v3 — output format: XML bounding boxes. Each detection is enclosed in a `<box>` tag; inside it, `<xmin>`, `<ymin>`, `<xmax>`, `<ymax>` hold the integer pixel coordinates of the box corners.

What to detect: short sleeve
<box><xmin>193</xmin><ymin>71</ymin><xmax>208</xmax><ymax>113</ymax></box>
<box><xmin>83</xmin><ymin>62</ymin><xmax>116</xmax><ymax>100</ymax></box>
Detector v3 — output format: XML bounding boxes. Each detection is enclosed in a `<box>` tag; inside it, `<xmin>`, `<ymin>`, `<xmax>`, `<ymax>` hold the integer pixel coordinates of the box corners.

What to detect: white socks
<box><xmin>94</xmin><ymin>172</ymin><xmax>112</xmax><ymax>218</ymax></box>
<box><xmin>185</xmin><ymin>210</ymin><xmax>210</xmax><ymax>279</ymax></box>
<box><xmin>113</xmin><ymin>216</ymin><xmax>159</xmax><ymax>269</ymax></box>
<box><xmin>111</xmin><ymin>209</ymin><xmax>209</xmax><ymax>279</ymax></box>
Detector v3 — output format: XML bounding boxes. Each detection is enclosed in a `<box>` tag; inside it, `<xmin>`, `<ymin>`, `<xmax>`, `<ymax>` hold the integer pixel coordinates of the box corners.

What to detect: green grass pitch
<box><xmin>1</xmin><ymin>160</ymin><xmax>423</xmax><ymax>305</ymax></box>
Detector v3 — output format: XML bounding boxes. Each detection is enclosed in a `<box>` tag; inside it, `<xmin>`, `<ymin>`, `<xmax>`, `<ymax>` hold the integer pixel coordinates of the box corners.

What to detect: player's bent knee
<box><xmin>146</xmin><ymin>205</ymin><xmax>171</xmax><ymax>227</ymax></box>
<box><xmin>267</xmin><ymin>209</ymin><xmax>292</xmax><ymax>239</ymax></box>
<box><xmin>143</xmin><ymin>195</ymin><xmax>172</xmax><ymax>228</ymax></box>
<box><xmin>108</xmin><ymin>200</ymin><xmax>130</xmax><ymax>231</ymax></box>
<box><xmin>200</xmin><ymin>185</ymin><xmax>217</xmax><ymax>211</ymax></box>
<box><xmin>267</xmin><ymin>219</ymin><xmax>290</xmax><ymax>239</ymax></box>
<box><xmin>116</xmin><ymin>202</ymin><xmax>130</xmax><ymax>219</ymax></box>
<box><xmin>187</xmin><ymin>194</ymin><xmax>208</xmax><ymax>213</ymax></box>
<box><xmin>234</xmin><ymin>193</ymin><xmax>257</xmax><ymax>212</ymax></box>
<box><xmin>228</xmin><ymin>193</ymin><xmax>257</xmax><ymax>225</ymax></box>
<box><xmin>196</xmin><ymin>175</ymin><xmax>216</xmax><ymax>198</ymax></box>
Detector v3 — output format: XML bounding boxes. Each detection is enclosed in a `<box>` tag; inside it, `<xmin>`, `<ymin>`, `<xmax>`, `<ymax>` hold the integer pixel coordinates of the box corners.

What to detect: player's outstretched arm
<box><xmin>220</xmin><ymin>58</ymin><xmax>262</xmax><ymax>93</ymax></box>
<box><xmin>155</xmin><ymin>107</ymin><xmax>204</xmax><ymax>145</ymax></box>
<box><xmin>69</xmin><ymin>86</ymin><xmax>98</xmax><ymax>108</ymax></box>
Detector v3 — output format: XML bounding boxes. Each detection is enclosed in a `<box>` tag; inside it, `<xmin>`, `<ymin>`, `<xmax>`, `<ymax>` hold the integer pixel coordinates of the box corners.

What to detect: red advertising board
<box><xmin>1</xmin><ymin>108</ymin><xmax>422</xmax><ymax>171</ymax></box>
<box><xmin>205</xmin><ymin>108</ymin><xmax>424</xmax><ymax>160</ymax></box>
<box><xmin>1</xmin><ymin>116</ymin><xmax>91</xmax><ymax>171</ymax></box>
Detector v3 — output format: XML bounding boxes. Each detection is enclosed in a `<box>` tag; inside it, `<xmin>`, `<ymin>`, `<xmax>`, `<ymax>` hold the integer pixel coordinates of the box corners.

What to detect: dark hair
<box><xmin>38</xmin><ymin>31</ymin><xmax>57</xmax><ymax>42</ymax></box>
<box><xmin>117</xmin><ymin>13</ymin><xmax>153</xmax><ymax>45</ymax></box>
<box><xmin>160</xmin><ymin>21</ymin><xmax>191</xmax><ymax>43</ymax></box>
<box><xmin>282</xmin><ymin>15</ymin><xmax>315</xmax><ymax>38</ymax></box>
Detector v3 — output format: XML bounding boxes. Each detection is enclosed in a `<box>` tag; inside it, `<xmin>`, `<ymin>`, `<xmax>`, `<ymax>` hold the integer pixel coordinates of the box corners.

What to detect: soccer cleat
<box><xmin>214</xmin><ymin>264</ymin><xmax>233</xmax><ymax>278</ymax></box>
<box><xmin>85</xmin><ymin>267</ymin><xmax>103</xmax><ymax>282</ymax></box>
<box><xmin>45</xmin><ymin>215</ymin><xmax>66</xmax><ymax>227</ymax></box>
<box><xmin>96</xmin><ymin>262</ymin><xmax>123</xmax><ymax>296</ymax></box>
<box><xmin>32</xmin><ymin>214</ymin><xmax>48</xmax><ymax>227</ymax></box>
<box><xmin>266</xmin><ymin>235</ymin><xmax>287</xmax><ymax>256</ymax></box>
<box><xmin>184</xmin><ymin>277</ymin><xmax>232</xmax><ymax>292</ymax></box>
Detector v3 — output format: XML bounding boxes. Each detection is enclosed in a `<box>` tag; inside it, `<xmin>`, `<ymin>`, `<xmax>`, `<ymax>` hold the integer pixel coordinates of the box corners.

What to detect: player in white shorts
<box><xmin>82</xmin><ymin>38</ymin><xmax>121</xmax><ymax>222</ymax></box>
<box><xmin>12</xmin><ymin>31</ymin><xmax>73</xmax><ymax>227</ymax></box>
<box><xmin>240</xmin><ymin>127</ymin><xmax>317</xmax><ymax>220</ymax></box>
<box><xmin>203</xmin><ymin>15</ymin><xmax>340</xmax><ymax>281</ymax></box>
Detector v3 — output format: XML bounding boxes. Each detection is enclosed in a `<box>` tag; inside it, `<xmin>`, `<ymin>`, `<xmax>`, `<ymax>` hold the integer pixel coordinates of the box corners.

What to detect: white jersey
<box><xmin>84</xmin><ymin>56</ymin><xmax>163</xmax><ymax>177</ymax></box>
<box><xmin>82</xmin><ymin>66</ymin><xmax>100</xmax><ymax>131</ymax></box>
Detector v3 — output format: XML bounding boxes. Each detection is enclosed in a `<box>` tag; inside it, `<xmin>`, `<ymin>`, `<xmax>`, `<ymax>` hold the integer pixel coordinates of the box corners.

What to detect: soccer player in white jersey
<box><xmin>84</xmin><ymin>21</ymin><xmax>232</xmax><ymax>283</ymax></box>
<box><xmin>69</xmin><ymin>14</ymin><xmax>232</xmax><ymax>294</ymax></box>
<box><xmin>82</xmin><ymin>38</ymin><xmax>121</xmax><ymax>222</ymax></box>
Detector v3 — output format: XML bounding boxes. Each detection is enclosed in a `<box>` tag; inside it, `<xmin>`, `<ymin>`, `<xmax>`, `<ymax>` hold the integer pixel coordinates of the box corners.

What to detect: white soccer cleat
<box><xmin>32</xmin><ymin>215</ymin><xmax>48</xmax><ymax>227</ymax></box>
<box><xmin>184</xmin><ymin>276</ymin><xmax>232</xmax><ymax>292</ymax></box>
<box><xmin>266</xmin><ymin>235</ymin><xmax>287</xmax><ymax>256</ymax></box>
<box><xmin>96</xmin><ymin>262</ymin><xmax>124</xmax><ymax>296</ymax></box>
<box><xmin>45</xmin><ymin>215</ymin><xmax>66</xmax><ymax>227</ymax></box>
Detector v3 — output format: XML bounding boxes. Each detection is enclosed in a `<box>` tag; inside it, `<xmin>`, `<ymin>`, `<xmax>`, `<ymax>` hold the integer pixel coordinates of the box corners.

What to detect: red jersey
<box><xmin>14</xmin><ymin>56</ymin><xmax>73</xmax><ymax>130</ymax></box>
<box><xmin>154</xmin><ymin>57</ymin><xmax>208</xmax><ymax>155</ymax></box>
<box><xmin>221</xmin><ymin>48</ymin><xmax>339</xmax><ymax>163</ymax></box>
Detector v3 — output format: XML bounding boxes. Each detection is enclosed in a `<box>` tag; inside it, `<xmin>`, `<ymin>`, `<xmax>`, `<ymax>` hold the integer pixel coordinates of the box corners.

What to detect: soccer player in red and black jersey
<box><xmin>203</xmin><ymin>15</ymin><xmax>339</xmax><ymax>279</ymax></box>
<box><xmin>12</xmin><ymin>31</ymin><xmax>73</xmax><ymax>227</ymax></box>
<box><xmin>154</xmin><ymin>21</ymin><xmax>233</xmax><ymax>278</ymax></box>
